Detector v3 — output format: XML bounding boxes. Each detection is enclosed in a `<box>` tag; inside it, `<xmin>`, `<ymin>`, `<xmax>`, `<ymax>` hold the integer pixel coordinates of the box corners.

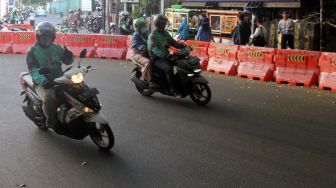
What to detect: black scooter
<box><xmin>131</xmin><ymin>47</ymin><xmax>211</xmax><ymax>105</ymax></box>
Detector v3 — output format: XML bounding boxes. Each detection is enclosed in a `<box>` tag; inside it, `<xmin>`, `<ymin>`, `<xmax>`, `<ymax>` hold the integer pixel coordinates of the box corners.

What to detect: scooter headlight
<box><xmin>194</xmin><ymin>69</ymin><xmax>201</xmax><ymax>73</ymax></box>
<box><xmin>83</xmin><ymin>107</ymin><xmax>93</xmax><ymax>113</ymax></box>
<box><xmin>71</xmin><ymin>73</ymin><xmax>84</xmax><ymax>84</ymax></box>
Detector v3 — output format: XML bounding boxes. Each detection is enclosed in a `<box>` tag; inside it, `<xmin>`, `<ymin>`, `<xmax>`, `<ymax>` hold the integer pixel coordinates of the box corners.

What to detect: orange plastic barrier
<box><xmin>237</xmin><ymin>46</ymin><xmax>276</xmax><ymax>81</ymax></box>
<box><xmin>5</xmin><ymin>24</ymin><xmax>32</xmax><ymax>31</ymax></box>
<box><xmin>274</xmin><ymin>49</ymin><xmax>321</xmax><ymax>87</ymax></box>
<box><xmin>12</xmin><ymin>32</ymin><xmax>36</xmax><ymax>54</ymax></box>
<box><xmin>0</xmin><ymin>32</ymin><xmax>13</xmax><ymax>53</ymax></box>
<box><xmin>207</xmin><ymin>43</ymin><xmax>239</xmax><ymax>76</ymax></box>
<box><xmin>95</xmin><ymin>34</ymin><xmax>127</xmax><ymax>59</ymax></box>
<box><xmin>318</xmin><ymin>52</ymin><xmax>336</xmax><ymax>91</ymax></box>
<box><xmin>185</xmin><ymin>40</ymin><xmax>209</xmax><ymax>70</ymax></box>
<box><xmin>65</xmin><ymin>34</ymin><xmax>96</xmax><ymax>58</ymax></box>
<box><xmin>125</xmin><ymin>35</ymin><xmax>132</xmax><ymax>60</ymax></box>
<box><xmin>54</xmin><ymin>32</ymin><xmax>66</xmax><ymax>46</ymax></box>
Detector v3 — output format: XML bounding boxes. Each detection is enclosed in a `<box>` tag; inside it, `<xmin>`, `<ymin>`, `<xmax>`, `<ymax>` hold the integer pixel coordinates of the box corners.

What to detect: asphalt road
<box><xmin>0</xmin><ymin>54</ymin><xmax>335</xmax><ymax>188</ymax></box>
<box><xmin>33</xmin><ymin>14</ymin><xmax>62</xmax><ymax>25</ymax></box>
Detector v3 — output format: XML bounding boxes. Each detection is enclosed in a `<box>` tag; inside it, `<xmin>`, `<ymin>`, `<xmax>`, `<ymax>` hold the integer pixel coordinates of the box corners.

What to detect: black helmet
<box><xmin>154</xmin><ymin>14</ymin><xmax>168</xmax><ymax>30</ymax></box>
<box><xmin>35</xmin><ymin>21</ymin><xmax>56</xmax><ymax>45</ymax></box>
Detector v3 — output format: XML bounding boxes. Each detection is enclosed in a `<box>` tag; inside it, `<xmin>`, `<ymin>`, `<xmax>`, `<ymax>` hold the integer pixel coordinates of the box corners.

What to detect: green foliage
<box><xmin>22</xmin><ymin>0</ymin><xmax>53</xmax><ymax>6</ymax></box>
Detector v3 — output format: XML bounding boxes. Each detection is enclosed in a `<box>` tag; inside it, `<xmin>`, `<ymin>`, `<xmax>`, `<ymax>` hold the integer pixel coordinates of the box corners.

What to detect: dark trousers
<box><xmin>153</xmin><ymin>59</ymin><xmax>174</xmax><ymax>91</ymax></box>
<box><xmin>281</xmin><ymin>34</ymin><xmax>294</xmax><ymax>49</ymax></box>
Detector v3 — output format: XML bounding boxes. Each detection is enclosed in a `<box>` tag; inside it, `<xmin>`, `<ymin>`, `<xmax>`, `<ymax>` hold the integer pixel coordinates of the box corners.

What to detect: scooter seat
<box><xmin>20</xmin><ymin>72</ymin><xmax>35</xmax><ymax>89</ymax></box>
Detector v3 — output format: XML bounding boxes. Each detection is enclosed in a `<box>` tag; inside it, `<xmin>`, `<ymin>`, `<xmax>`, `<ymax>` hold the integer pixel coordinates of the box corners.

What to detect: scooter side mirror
<box><xmin>38</xmin><ymin>67</ymin><xmax>50</xmax><ymax>75</ymax></box>
<box><xmin>80</xmin><ymin>49</ymin><xmax>87</xmax><ymax>58</ymax></box>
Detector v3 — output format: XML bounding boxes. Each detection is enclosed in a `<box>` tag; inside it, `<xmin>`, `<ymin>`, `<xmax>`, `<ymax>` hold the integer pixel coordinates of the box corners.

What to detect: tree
<box><xmin>22</xmin><ymin>0</ymin><xmax>53</xmax><ymax>6</ymax></box>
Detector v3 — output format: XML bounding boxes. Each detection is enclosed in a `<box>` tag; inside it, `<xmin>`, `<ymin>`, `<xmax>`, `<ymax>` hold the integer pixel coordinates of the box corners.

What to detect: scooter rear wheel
<box><xmin>90</xmin><ymin>123</ymin><xmax>114</xmax><ymax>151</ymax></box>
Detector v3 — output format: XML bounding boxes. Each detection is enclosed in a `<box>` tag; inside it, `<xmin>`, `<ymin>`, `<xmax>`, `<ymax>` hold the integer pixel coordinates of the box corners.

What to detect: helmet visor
<box><xmin>38</xmin><ymin>32</ymin><xmax>54</xmax><ymax>46</ymax></box>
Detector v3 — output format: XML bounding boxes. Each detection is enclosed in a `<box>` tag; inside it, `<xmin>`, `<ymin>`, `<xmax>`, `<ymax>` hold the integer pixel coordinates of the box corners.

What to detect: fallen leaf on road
<box><xmin>276</xmin><ymin>96</ymin><xmax>280</xmax><ymax>98</ymax></box>
<box><xmin>227</xmin><ymin>99</ymin><xmax>231</xmax><ymax>102</ymax></box>
<box><xmin>332</xmin><ymin>101</ymin><xmax>335</xmax><ymax>104</ymax></box>
<box><xmin>80</xmin><ymin>161</ymin><xmax>87</xmax><ymax>166</ymax></box>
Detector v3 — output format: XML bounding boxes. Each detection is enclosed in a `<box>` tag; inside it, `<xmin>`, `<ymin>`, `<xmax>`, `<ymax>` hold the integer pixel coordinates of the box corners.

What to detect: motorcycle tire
<box><xmin>89</xmin><ymin>123</ymin><xmax>114</xmax><ymax>151</ymax></box>
<box><xmin>189</xmin><ymin>83</ymin><xmax>211</xmax><ymax>105</ymax></box>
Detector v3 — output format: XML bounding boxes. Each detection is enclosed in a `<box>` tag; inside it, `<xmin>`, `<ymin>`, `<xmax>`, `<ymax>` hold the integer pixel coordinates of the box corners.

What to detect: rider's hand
<box><xmin>42</xmin><ymin>80</ymin><xmax>54</xmax><ymax>89</ymax></box>
<box><xmin>62</xmin><ymin>46</ymin><xmax>73</xmax><ymax>61</ymax></box>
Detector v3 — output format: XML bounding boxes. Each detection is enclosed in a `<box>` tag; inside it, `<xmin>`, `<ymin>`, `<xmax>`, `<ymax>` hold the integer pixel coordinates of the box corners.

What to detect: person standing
<box><xmin>250</xmin><ymin>18</ymin><xmax>267</xmax><ymax>47</ymax></box>
<box><xmin>196</xmin><ymin>17</ymin><xmax>214</xmax><ymax>42</ymax></box>
<box><xmin>239</xmin><ymin>13</ymin><xmax>251</xmax><ymax>45</ymax></box>
<box><xmin>278</xmin><ymin>11</ymin><xmax>294</xmax><ymax>49</ymax></box>
<box><xmin>177</xmin><ymin>16</ymin><xmax>189</xmax><ymax>40</ymax></box>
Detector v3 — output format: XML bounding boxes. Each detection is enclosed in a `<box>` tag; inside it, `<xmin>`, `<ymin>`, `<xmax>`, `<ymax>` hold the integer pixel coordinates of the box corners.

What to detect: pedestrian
<box><xmin>196</xmin><ymin>17</ymin><xmax>214</xmax><ymax>42</ymax></box>
<box><xmin>250</xmin><ymin>18</ymin><xmax>267</xmax><ymax>47</ymax></box>
<box><xmin>278</xmin><ymin>11</ymin><xmax>294</xmax><ymax>49</ymax></box>
<box><xmin>232</xmin><ymin>13</ymin><xmax>251</xmax><ymax>45</ymax></box>
<box><xmin>176</xmin><ymin>16</ymin><xmax>189</xmax><ymax>40</ymax></box>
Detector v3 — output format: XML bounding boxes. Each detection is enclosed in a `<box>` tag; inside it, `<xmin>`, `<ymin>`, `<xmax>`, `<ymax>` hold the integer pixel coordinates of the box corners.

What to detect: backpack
<box><xmin>252</xmin><ymin>26</ymin><xmax>267</xmax><ymax>47</ymax></box>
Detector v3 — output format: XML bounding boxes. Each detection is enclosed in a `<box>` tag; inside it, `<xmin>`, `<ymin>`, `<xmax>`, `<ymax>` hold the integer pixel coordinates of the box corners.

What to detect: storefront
<box><xmin>181</xmin><ymin>0</ymin><xmax>301</xmax><ymax>9</ymax></box>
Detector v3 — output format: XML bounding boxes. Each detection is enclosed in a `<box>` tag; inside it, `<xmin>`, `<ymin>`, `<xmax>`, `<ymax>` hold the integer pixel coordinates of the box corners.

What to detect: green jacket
<box><xmin>147</xmin><ymin>29</ymin><xmax>183</xmax><ymax>61</ymax></box>
<box><xmin>26</xmin><ymin>43</ymin><xmax>74</xmax><ymax>85</ymax></box>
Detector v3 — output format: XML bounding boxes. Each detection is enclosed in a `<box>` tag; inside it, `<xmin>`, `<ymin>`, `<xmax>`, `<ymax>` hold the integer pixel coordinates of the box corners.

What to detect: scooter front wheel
<box><xmin>89</xmin><ymin>123</ymin><xmax>114</xmax><ymax>151</ymax></box>
<box><xmin>190</xmin><ymin>83</ymin><xmax>211</xmax><ymax>105</ymax></box>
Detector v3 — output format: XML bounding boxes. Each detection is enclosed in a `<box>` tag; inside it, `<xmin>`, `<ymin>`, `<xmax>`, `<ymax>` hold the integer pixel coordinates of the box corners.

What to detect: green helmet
<box><xmin>133</xmin><ymin>18</ymin><xmax>146</xmax><ymax>32</ymax></box>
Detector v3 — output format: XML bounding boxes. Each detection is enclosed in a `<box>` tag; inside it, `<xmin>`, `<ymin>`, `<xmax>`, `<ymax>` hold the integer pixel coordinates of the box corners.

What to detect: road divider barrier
<box><xmin>65</xmin><ymin>34</ymin><xmax>96</xmax><ymax>58</ymax></box>
<box><xmin>237</xmin><ymin>46</ymin><xmax>276</xmax><ymax>81</ymax></box>
<box><xmin>274</xmin><ymin>49</ymin><xmax>321</xmax><ymax>87</ymax></box>
<box><xmin>207</xmin><ymin>43</ymin><xmax>239</xmax><ymax>76</ymax></box>
<box><xmin>12</xmin><ymin>31</ymin><xmax>36</xmax><ymax>54</ymax></box>
<box><xmin>54</xmin><ymin>32</ymin><xmax>66</xmax><ymax>46</ymax></box>
<box><xmin>319</xmin><ymin>52</ymin><xmax>336</xmax><ymax>91</ymax></box>
<box><xmin>5</xmin><ymin>24</ymin><xmax>33</xmax><ymax>31</ymax></box>
<box><xmin>95</xmin><ymin>35</ymin><xmax>127</xmax><ymax>59</ymax></box>
<box><xmin>1</xmin><ymin>31</ymin><xmax>336</xmax><ymax>92</ymax></box>
<box><xmin>0</xmin><ymin>32</ymin><xmax>13</xmax><ymax>54</ymax></box>
<box><xmin>185</xmin><ymin>40</ymin><xmax>209</xmax><ymax>70</ymax></box>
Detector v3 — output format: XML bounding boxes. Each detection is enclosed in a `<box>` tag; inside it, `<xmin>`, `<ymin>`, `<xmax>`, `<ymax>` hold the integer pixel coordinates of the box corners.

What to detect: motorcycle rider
<box><xmin>147</xmin><ymin>14</ymin><xmax>185</xmax><ymax>97</ymax></box>
<box><xmin>119</xmin><ymin>11</ymin><xmax>132</xmax><ymax>35</ymax></box>
<box><xmin>9</xmin><ymin>9</ymin><xmax>19</xmax><ymax>24</ymax></box>
<box><xmin>26</xmin><ymin>22</ymin><xmax>74</xmax><ymax>131</ymax></box>
<box><xmin>131</xmin><ymin>17</ymin><xmax>157</xmax><ymax>88</ymax></box>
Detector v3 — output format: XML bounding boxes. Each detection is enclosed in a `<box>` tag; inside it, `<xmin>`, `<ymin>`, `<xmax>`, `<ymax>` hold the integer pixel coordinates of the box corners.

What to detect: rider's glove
<box><xmin>42</xmin><ymin>80</ymin><xmax>54</xmax><ymax>89</ymax></box>
<box><xmin>62</xmin><ymin>46</ymin><xmax>74</xmax><ymax>61</ymax></box>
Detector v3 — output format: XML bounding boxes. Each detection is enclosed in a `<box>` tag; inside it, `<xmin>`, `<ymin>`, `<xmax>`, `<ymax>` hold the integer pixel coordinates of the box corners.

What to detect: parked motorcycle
<box><xmin>131</xmin><ymin>47</ymin><xmax>212</xmax><ymax>105</ymax></box>
<box><xmin>92</xmin><ymin>16</ymin><xmax>103</xmax><ymax>33</ymax></box>
<box><xmin>19</xmin><ymin>49</ymin><xmax>114</xmax><ymax>150</ymax></box>
<box><xmin>67</xmin><ymin>18</ymin><xmax>78</xmax><ymax>33</ymax></box>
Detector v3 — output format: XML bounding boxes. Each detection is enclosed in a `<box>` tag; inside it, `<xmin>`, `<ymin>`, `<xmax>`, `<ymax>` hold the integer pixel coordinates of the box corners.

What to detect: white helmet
<box><xmin>119</xmin><ymin>11</ymin><xmax>129</xmax><ymax>18</ymax></box>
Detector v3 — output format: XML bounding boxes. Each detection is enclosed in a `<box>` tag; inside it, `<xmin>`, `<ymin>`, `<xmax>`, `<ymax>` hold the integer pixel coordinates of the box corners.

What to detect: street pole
<box><xmin>100</xmin><ymin>0</ymin><xmax>106</xmax><ymax>34</ymax></box>
<box><xmin>106</xmin><ymin>0</ymin><xmax>110</xmax><ymax>34</ymax></box>
<box><xmin>160</xmin><ymin>0</ymin><xmax>164</xmax><ymax>14</ymax></box>
<box><xmin>320</xmin><ymin>0</ymin><xmax>325</xmax><ymax>51</ymax></box>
